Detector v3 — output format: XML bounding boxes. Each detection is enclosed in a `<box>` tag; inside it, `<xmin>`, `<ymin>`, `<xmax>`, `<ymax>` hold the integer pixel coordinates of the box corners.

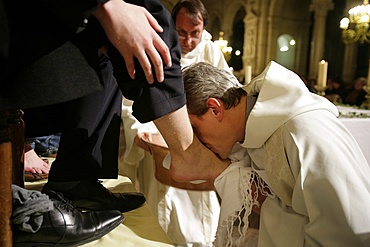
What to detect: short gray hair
<box><xmin>182</xmin><ymin>62</ymin><xmax>246</xmax><ymax>116</ymax></box>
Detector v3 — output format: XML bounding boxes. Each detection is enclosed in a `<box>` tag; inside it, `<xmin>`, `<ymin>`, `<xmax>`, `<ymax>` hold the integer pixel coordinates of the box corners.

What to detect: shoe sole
<box><xmin>13</xmin><ymin>214</ymin><xmax>124</xmax><ymax>247</ymax></box>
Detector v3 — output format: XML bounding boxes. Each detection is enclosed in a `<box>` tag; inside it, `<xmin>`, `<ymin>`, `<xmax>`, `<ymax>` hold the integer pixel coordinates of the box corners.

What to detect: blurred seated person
<box><xmin>325</xmin><ymin>77</ymin><xmax>346</xmax><ymax>103</ymax></box>
<box><xmin>24</xmin><ymin>134</ymin><xmax>61</xmax><ymax>181</ymax></box>
<box><xmin>24</xmin><ymin>144</ymin><xmax>50</xmax><ymax>181</ymax></box>
<box><xmin>344</xmin><ymin>77</ymin><xmax>367</xmax><ymax>106</ymax></box>
<box><xmin>26</xmin><ymin>134</ymin><xmax>61</xmax><ymax>157</ymax></box>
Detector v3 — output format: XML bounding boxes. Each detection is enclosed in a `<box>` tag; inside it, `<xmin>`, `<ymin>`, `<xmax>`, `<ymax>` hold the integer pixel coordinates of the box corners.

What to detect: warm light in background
<box><xmin>214</xmin><ymin>31</ymin><xmax>233</xmax><ymax>61</ymax></box>
<box><xmin>340</xmin><ymin>0</ymin><xmax>370</xmax><ymax>44</ymax></box>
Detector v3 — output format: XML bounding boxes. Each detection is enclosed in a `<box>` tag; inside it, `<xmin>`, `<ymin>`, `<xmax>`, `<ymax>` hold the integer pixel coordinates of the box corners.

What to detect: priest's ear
<box><xmin>206</xmin><ymin>98</ymin><xmax>224</xmax><ymax>121</ymax></box>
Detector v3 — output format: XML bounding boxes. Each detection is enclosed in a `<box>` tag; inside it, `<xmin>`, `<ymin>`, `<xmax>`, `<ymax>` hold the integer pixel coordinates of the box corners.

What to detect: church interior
<box><xmin>1</xmin><ymin>1</ymin><xmax>370</xmax><ymax>247</ymax></box>
<box><xmin>163</xmin><ymin>0</ymin><xmax>370</xmax><ymax>86</ymax></box>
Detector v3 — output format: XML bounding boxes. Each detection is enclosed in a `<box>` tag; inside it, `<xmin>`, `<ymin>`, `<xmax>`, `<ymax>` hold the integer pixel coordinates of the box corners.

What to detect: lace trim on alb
<box><xmin>214</xmin><ymin>171</ymin><xmax>273</xmax><ymax>247</ymax></box>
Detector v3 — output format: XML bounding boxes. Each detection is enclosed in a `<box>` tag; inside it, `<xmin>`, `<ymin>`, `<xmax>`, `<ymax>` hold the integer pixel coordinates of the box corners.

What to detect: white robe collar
<box><xmin>242</xmin><ymin>61</ymin><xmax>338</xmax><ymax>148</ymax></box>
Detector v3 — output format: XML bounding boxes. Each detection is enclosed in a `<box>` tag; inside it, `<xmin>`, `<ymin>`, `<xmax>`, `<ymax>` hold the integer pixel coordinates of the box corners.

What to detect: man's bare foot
<box><xmin>24</xmin><ymin>148</ymin><xmax>51</xmax><ymax>174</ymax></box>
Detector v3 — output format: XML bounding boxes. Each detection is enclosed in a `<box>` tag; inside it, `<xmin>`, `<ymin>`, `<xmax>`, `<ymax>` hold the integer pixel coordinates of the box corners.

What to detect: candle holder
<box><xmin>361</xmin><ymin>86</ymin><xmax>370</xmax><ymax>109</ymax></box>
<box><xmin>314</xmin><ymin>85</ymin><xmax>326</xmax><ymax>96</ymax></box>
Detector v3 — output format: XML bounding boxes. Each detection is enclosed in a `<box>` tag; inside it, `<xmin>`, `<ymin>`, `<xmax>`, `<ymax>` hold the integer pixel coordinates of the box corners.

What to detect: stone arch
<box><xmin>207</xmin><ymin>10</ymin><xmax>223</xmax><ymax>40</ymax></box>
<box><xmin>223</xmin><ymin>0</ymin><xmax>247</xmax><ymax>40</ymax></box>
<box><xmin>230</xmin><ymin>7</ymin><xmax>247</xmax><ymax>70</ymax></box>
<box><xmin>268</xmin><ymin>0</ymin><xmax>285</xmax><ymax>16</ymax></box>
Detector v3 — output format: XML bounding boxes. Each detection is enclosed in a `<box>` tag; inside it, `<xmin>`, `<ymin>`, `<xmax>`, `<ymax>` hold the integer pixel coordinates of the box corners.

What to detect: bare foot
<box><xmin>24</xmin><ymin>149</ymin><xmax>51</xmax><ymax>174</ymax></box>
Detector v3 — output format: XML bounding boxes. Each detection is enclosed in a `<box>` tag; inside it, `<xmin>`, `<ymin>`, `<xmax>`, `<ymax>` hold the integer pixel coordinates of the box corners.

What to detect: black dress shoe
<box><xmin>13</xmin><ymin>191</ymin><xmax>124</xmax><ymax>247</ymax></box>
<box><xmin>42</xmin><ymin>180</ymin><xmax>146</xmax><ymax>212</ymax></box>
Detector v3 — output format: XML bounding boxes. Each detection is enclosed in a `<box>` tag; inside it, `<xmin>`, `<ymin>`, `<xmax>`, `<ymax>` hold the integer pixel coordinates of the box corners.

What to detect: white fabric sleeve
<box><xmin>282</xmin><ymin>114</ymin><xmax>370</xmax><ymax>247</ymax></box>
<box><xmin>121</xmin><ymin>98</ymin><xmax>159</xmax><ymax>165</ymax></box>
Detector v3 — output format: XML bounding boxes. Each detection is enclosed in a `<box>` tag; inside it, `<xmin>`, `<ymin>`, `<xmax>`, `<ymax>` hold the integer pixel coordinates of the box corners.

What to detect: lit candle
<box><xmin>367</xmin><ymin>59</ymin><xmax>370</xmax><ymax>88</ymax></box>
<box><xmin>245</xmin><ymin>65</ymin><xmax>252</xmax><ymax>84</ymax></box>
<box><xmin>317</xmin><ymin>60</ymin><xmax>328</xmax><ymax>87</ymax></box>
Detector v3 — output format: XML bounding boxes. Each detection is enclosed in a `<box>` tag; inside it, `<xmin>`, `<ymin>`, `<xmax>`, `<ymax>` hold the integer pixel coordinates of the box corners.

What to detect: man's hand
<box><xmin>93</xmin><ymin>0</ymin><xmax>172</xmax><ymax>83</ymax></box>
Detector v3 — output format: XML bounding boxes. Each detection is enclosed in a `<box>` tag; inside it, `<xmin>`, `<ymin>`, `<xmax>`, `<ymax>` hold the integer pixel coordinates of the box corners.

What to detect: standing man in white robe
<box><xmin>180</xmin><ymin>61</ymin><xmax>370</xmax><ymax>246</ymax></box>
<box><xmin>119</xmin><ymin>0</ymin><xmax>229</xmax><ymax>246</ymax></box>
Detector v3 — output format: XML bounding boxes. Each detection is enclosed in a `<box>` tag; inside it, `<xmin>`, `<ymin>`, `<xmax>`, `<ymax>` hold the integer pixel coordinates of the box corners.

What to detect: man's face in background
<box><xmin>175</xmin><ymin>8</ymin><xmax>204</xmax><ymax>54</ymax></box>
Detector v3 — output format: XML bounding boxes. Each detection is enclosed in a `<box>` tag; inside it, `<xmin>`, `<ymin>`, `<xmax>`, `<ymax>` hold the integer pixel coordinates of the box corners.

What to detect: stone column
<box><xmin>266</xmin><ymin>15</ymin><xmax>282</xmax><ymax>64</ymax></box>
<box><xmin>308</xmin><ymin>0</ymin><xmax>334</xmax><ymax>80</ymax></box>
<box><xmin>340</xmin><ymin>0</ymin><xmax>361</xmax><ymax>84</ymax></box>
<box><xmin>243</xmin><ymin>15</ymin><xmax>258</xmax><ymax>67</ymax></box>
<box><xmin>243</xmin><ymin>0</ymin><xmax>270</xmax><ymax>76</ymax></box>
<box><xmin>342</xmin><ymin>43</ymin><xmax>358</xmax><ymax>84</ymax></box>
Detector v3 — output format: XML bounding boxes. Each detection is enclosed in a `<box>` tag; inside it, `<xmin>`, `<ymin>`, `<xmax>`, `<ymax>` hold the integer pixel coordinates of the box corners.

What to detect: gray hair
<box><xmin>182</xmin><ymin>62</ymin><xmax>246</xmax><ymax>116</ymax></box>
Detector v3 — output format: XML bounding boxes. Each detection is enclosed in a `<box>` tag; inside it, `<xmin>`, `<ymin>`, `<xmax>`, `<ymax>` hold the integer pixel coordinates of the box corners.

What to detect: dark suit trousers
<box><xmin>24</xmin><ymin>55</ymin><xmax>122</xmax><ymax>181</ymax></box>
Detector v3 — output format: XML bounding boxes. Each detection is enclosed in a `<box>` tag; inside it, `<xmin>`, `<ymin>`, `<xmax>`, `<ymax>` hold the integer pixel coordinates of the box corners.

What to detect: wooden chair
<box><xmin>0</xmin><ymin>109</ymin><xmax>25</xmax><ymax>247</ymax></box>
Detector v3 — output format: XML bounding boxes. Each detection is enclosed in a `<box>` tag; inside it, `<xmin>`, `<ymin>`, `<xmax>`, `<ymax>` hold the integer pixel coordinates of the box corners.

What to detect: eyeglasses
<box><xmin>178</xmin><ymin>35</ymin><xmax>201</xmax><ymax>41</ymax></box>
<box><xmin>177</xmin><ymin>30</ymin><xmax>202</xmax><ymax>41</ymax></box>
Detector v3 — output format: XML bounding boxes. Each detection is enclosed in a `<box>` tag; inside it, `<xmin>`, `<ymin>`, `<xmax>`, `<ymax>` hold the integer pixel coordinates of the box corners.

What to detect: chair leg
<box><xmin>8</xmin><ymin>109</ymin><xmax>25</xmax><ymax>188</ymax></box>
<box><xmin>0</xmin><ymin>111</ymin><xmax>14</xmax><ymax>247</ymax></box>
<box><xmin>0</xmin><ymin>109</ymin><xmax>25</xmax><ymax>247</ymax></box>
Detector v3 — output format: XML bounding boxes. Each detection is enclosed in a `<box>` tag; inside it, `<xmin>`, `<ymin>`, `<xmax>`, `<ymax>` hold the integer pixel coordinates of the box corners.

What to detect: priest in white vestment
<box><xmin>180</xmin><ymin>61</ymin><xmax>370</xmax><ymax>247</ymax></box>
